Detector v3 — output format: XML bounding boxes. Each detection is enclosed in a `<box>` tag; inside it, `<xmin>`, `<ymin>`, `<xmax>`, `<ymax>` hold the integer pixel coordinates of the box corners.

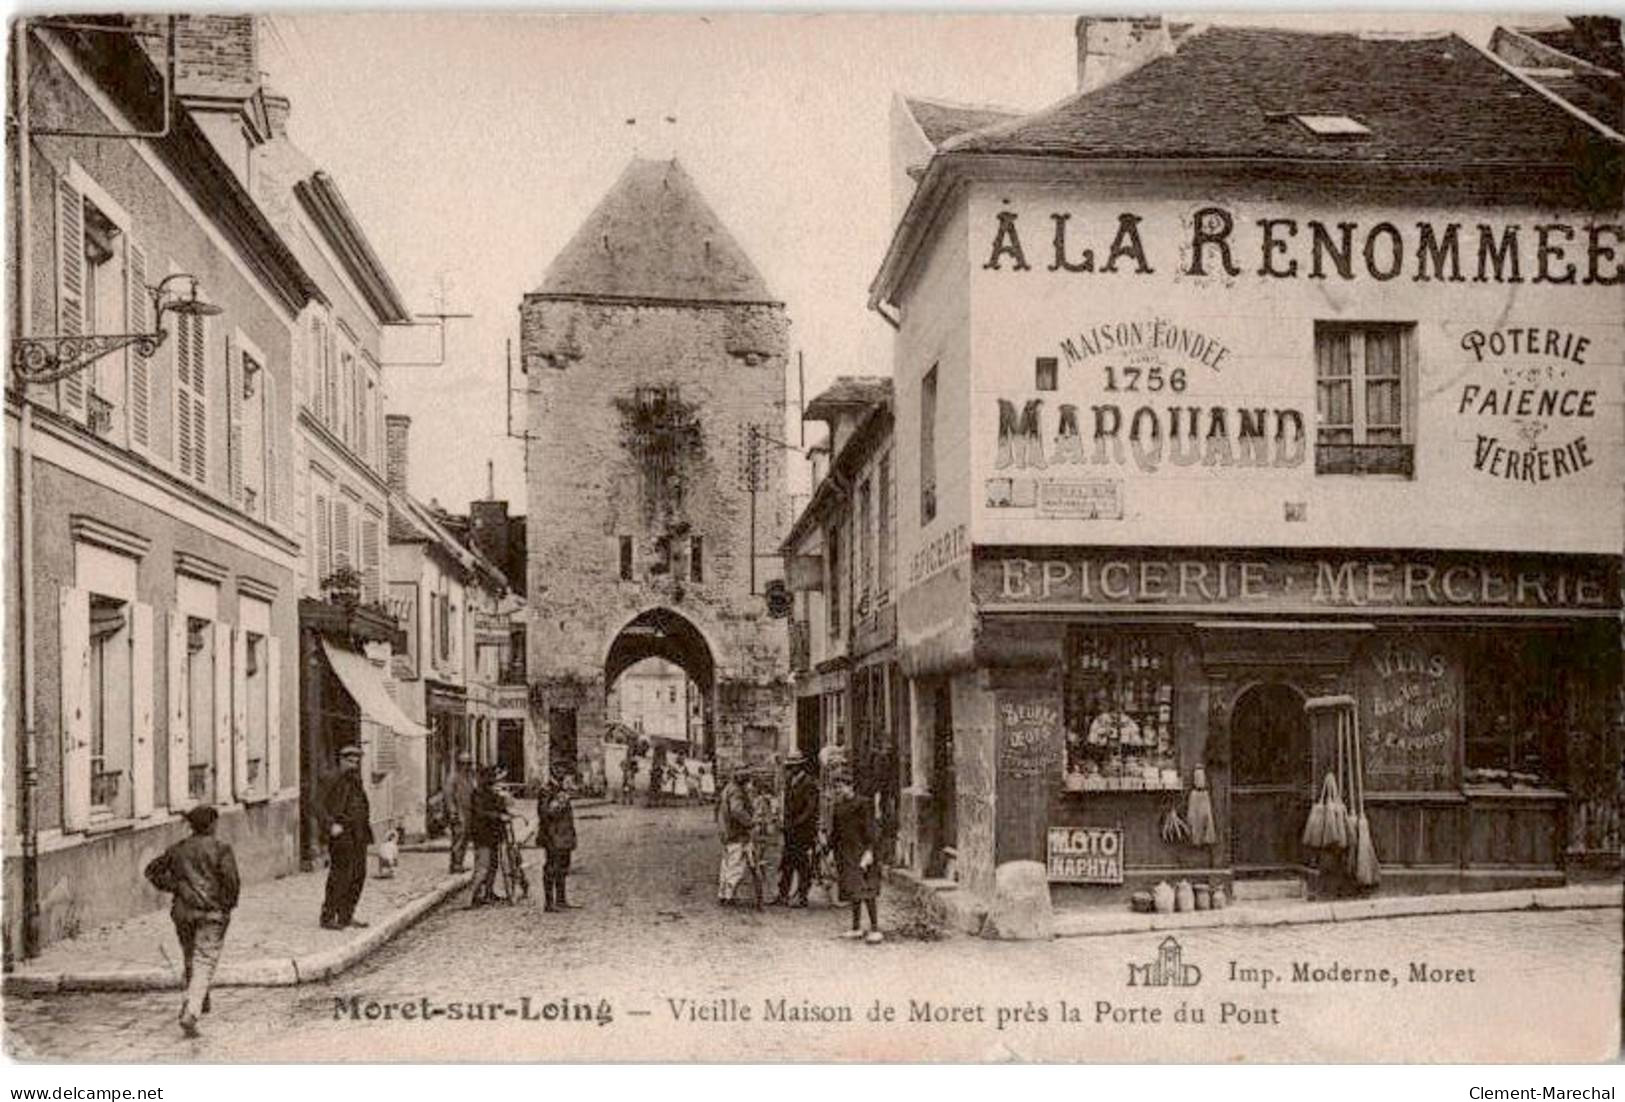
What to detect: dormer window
<box><xmin>1293</xmin><ymin>114</ymin><xmax>1371</xmax><ymax>138</ymax></box>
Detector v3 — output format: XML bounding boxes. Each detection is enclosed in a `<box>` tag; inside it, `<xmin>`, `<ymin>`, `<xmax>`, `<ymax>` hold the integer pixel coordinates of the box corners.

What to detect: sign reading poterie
<box><xmin>1047</xmin><ymin>826</ymin><xmax>1125</xmax><ymax>884</ymax></box>
<box><xmin>978</xmin><ymin>549</ymin><xmax>1616</xmax><ymax>613</ymax></box>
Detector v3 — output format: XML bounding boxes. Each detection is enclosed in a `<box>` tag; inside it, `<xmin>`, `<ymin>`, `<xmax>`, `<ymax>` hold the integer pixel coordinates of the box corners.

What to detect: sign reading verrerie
<box><xmin>1048</xmin><ymin>826</ymin><xmax>1125</xmax><ymax>884</ymax></box>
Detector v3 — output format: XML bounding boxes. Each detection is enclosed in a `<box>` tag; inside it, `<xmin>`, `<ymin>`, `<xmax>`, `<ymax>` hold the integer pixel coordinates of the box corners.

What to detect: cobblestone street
<box><xmin>6</xmin><ymin>803</ymin><xmax>1619</xmax><ymax>1063</ymax></box>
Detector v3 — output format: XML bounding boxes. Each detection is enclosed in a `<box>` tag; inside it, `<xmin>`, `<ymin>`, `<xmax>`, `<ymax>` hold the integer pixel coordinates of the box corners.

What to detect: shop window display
<box><xmin>1063</xmin><ymin>632</ymin><xmax>1179</xmax><ymax>791</ymax></box>
<box><xmin>1463</xmin><ymin>635</ymin><xmax>1576</xmax><ymax>789</ymax></box>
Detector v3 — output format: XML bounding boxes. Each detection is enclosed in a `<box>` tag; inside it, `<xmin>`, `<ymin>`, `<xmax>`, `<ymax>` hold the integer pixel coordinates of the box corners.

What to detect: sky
<box><xmin>260</xmin><ymin>9</ymin><xmax>1553</xmax><ymax>512</ymax></box>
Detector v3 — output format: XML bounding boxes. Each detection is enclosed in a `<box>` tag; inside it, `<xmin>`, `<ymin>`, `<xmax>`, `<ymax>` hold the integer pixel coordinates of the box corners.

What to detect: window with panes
<box><xmin>1314</xmin><ymin>322</ymin><xmax>1415</xmax><ymax>476</ymax></box>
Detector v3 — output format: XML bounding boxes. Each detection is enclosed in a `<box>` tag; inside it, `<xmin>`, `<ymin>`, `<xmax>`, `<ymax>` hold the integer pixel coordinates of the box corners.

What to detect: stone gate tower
<box><xmin>522</xmin><ymin>158</ymin><xmax>790</xmax><ymax>779</ymax></box>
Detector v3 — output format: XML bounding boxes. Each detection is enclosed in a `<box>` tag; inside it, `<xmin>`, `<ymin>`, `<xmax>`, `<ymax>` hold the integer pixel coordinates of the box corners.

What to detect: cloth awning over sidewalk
<box><xmin>322</xmin><ymin>640</ymin><xmax>429</xmax><ymax>737</ymax></box>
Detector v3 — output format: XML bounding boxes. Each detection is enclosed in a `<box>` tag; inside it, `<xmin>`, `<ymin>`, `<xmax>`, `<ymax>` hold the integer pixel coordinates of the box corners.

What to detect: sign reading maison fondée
<box><xmin>978</xmin><ymin>550</ymin><xmax>1617</xmax><ymax>613</ymax></box>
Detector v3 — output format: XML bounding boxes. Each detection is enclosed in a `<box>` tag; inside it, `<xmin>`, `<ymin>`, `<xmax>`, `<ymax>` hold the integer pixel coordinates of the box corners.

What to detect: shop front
<box><xmin>973</xmin><ymin>546</ymin><xmax>1619</xmax><ymax>902</ymax></box>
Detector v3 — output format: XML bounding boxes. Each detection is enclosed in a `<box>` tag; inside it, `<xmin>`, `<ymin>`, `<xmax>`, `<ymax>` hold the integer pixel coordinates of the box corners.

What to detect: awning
<box><xmin>322</xmin><ymin>640</ymin><xmax>429</xmax><ymax>737</ymax></box>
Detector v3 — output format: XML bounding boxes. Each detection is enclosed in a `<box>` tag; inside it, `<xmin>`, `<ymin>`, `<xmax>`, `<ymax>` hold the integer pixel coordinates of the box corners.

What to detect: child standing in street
<box><xmin>830</xmin><ymin>773</ymin><xmax>882</xmax><ymax>943</ymax></box>
<box><xmin>538</xmin><ymin>773</ymin><xmax>580</xmax><ymax>912</ymax></box>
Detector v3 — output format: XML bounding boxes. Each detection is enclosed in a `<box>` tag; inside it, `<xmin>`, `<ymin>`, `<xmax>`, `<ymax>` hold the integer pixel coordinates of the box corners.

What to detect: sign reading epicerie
<box><xmin>977</xmin><ymin>550</ymin><xmax>1616</xmax><ymax>613</ymax></box>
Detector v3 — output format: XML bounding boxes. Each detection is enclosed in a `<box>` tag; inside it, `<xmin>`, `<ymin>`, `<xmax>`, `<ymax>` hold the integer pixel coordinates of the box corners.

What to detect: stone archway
<box><xmin>604</xmin><ymin>607</ymin><xmax>717</xmax><ymax>758</ymax></box>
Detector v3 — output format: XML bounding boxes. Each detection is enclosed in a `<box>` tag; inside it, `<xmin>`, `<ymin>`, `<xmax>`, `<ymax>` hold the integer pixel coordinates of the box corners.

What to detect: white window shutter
<box><xmin>362</xmin><ymin>518</ymin><xmax>380</xmax><ymax>605</ymax></box>
<box><xmin>59</xmin><ymin>586</ymin><xmax>92</xmax><ymax>830</ymax></box>
<box><xmin>231</xmin><ymin>626</ymin><xmax>248</xmax><ymax>799</ymax></box>
<box><xmin>266</xmin><ymin>644</ymin><xmax>281</xmax><ymax>795</ymax></box>
<box><xmin>167</xmin><ymin>610</ymin><xmax>189</xmax><ymax>808</ymax></box>
<box><xmin>175</xmin><ymin>315</ymin><xmax>194</xmax><ymax>477</ymax></box>
<box><xmin>264</xmin><ymin>370</ymin><xmax>280</xmax><ymax>526</ymax></box>
<box><xmin>212</xmin><ymin>621</ymin><xmax>232</xmax><ymax>805</ymax></box>
<box><xmin>333</xmin><ymin>498</ymin><xmax>352</xmax><ymax>570</ymax></box>
<box><xmin>130</xmin><ymin>602</ymin><xmax>155</xmax><ymax>818</ymax></box>
<box><xmin>191</xmin><ymin>315</ymin><xmax>208</xmax><ymax>484</ymax></box>
<box><xmin>226</xmin><ymin>334</ymin><xmax>243</xmax><ymax>506</ymax></box>
<box><xmin>126</xmin><ymin>243</ymin><xmax>152</xmax><ymax>455</ymax></box>
<box><xmin>315</xmin><ymin>491</ymin><xmax>331</xmax><ymax>583</ymax></box>
<box><xmin>56</xmin><ymin>179</ymin><xmax>86</xmax><ymax>416</ymax></box>
<box><xmin>311</xmin><ymin>318</ymin><xmax>325</xmax><ymax>422</ymax></box>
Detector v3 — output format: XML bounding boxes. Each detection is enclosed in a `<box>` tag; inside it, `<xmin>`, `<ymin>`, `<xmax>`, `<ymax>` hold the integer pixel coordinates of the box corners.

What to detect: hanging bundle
<box><xmin>1302</xmin><ymin>772</ymin><xmax>1333</xmax><ymax>849</ymax></box>
<box><xmin>1350</xmin><ymin>709</ymin><xmax>1381</xmax><ymax>887</ymax></box>
<box><xmin>1324</xmin><ymin>716</ymin><xmax>1350</xmax><ymax>850</ymax></box>
<box><xmin>1185</xmin><ymin>767</ymin><xmax>1217</xmax><ymax>847</ymax></box>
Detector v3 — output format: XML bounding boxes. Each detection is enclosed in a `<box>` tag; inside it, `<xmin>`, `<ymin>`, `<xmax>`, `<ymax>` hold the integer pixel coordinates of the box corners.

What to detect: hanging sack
<box><xmin>1186</xmin><ymin>786</ymin><xmax>1217</xmax><ymax>846</ymax></box>
<box><xmin>1323</xmin><ymin>774</ymin><xmax>1348</xmax><ymax>850</ymax></box>
<box><xmin>1302</xmin><ymin>772</ymin><xmax>1332</xmax><ymax>848</ymax></box>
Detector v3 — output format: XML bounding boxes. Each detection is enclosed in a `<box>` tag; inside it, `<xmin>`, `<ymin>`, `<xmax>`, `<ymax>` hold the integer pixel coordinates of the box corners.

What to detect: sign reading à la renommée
<box><xmin>976</xmin><ymin>549</ymin><xmax>1617</xmax><ymax>613</ymax></box>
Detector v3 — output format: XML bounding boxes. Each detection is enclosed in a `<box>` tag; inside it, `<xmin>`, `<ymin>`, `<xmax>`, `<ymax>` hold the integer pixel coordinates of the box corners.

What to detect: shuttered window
<box><xmin>175</xmin><ymin>312</ymin><xmax>209</xmax><ymax>485</ymax></box>
<box><xmin>314</xmin><ymin>490</ymin><xmax>332</xmax><ymax>584</ymax></box>
<box><xmin>126</xmin><ymin>244</ymin><xmax>152</xmax><ymax>455</ymax></box>
<box><xmin>227</xmin><ymin>335</ymin><xmax>244</xmax><ymax>506</ymax></box>
<box><xmin>361</xmin><ymin>516</ymin><xmax>381</xmax><ymax>606</ymax></box>
<box><xmin>333</xmin><ymin>497</ymin><xmax>353</xmax><ymax>570</ymax></box>
<box><xmin>56</xmin><ymin>178</ymin><xmax>87</xmax><ymax>417</ymax></box>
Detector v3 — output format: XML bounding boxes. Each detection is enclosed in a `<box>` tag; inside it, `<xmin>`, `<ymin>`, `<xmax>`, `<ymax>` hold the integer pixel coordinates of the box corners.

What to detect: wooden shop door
<box><xmin>1230</xmin><ymin>682</ymin><xmax>1311</xmax><ymax>874</ymax></box>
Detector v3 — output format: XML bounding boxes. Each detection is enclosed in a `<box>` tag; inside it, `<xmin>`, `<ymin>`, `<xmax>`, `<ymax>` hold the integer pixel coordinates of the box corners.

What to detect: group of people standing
<box><xmin>443</xmin><ymin>751</ymin><xmax>579</xmax><ymax>912</ymax></box>
<box><xmin>714</xmin><ymin>752</ymin><xmax>884</xmax><ymax>943</ymax></box>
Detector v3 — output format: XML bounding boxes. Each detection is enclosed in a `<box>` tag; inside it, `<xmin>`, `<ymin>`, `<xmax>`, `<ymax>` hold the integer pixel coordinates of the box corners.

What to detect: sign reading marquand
<box><xmin>977</xmin><ymin>549</ymin><xmax>1617</xmax><ymax>614</ymax></box>
<box><xmin>1048</xmin><ymin>826</ymin><xmax>1124</xmax><ymax>884</ymax></box>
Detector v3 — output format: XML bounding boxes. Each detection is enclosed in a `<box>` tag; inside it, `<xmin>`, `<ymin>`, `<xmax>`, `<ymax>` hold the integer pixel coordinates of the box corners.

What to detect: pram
<box><xmin>493</xmin><ymin>817</ymin><xmax>530</xmax><ymax>903</ymax></box>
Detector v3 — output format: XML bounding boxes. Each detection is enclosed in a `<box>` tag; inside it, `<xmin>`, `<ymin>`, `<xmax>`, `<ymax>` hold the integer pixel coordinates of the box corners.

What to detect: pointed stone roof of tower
<box><xmin>535</xmin><ymin>158</ymin><xmax>778</xmax><ymax>304</ymax></box>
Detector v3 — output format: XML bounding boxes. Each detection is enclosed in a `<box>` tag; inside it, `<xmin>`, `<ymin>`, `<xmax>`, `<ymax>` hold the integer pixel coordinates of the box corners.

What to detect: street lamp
<box><xmin>10</xmin><ymin>272</ymin><xmax>223</xmax><ymax>386</ymax></box>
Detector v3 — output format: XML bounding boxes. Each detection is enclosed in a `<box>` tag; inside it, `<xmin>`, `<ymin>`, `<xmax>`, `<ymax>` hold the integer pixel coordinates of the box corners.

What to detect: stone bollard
<box><xmin>983</xmin><ymin>860</ymin><xmax>1055</xmax><ymax>940</ymax></box>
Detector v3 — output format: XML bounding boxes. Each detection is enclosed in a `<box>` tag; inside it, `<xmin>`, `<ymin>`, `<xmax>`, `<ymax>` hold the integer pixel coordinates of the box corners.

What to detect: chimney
<box><xmin>264</xmin><ymin>88</ymin><xmax>292</xmax><ymax>140</ymax></box>
<box><xmin>386</xmin><ymin>414</ymin><xmax>411</xmax><ymax>495</ymax></box>
<box><xmin>1076</xmin><ymin>16</ymin><xmax>1172</xmax><ymax>95</ymax></box>
<box><xmin>172</xmin><ymin>14</ymin><xmax>262</xmax><ymax>99</ymax></box>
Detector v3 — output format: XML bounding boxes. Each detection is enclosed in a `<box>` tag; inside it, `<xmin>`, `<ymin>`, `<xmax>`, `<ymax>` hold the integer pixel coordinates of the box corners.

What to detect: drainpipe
<box><xmin>12</xmin><ymin>17</ymin><xmax>41</xmax><ymax>961</ymax></box>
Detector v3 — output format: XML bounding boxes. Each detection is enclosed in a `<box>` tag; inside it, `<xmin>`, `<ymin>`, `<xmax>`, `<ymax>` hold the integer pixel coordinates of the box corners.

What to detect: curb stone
<box><xmin>4</xmin><ymin>871</ymin><xmax>472</xmax><ymax>996</ymax></box>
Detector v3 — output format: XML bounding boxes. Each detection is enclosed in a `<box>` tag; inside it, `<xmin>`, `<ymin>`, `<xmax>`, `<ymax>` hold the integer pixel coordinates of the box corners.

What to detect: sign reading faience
<box><xmin>1457</xmin><ymin>327</ymin><xmax>1599</xmax><ymax>484</ymax></box>
<box><xmin>1047</xmin><ymin>826</ymin><xmax>1125</xmax><ymax>884</ymax></box>
<box><xmin>978</xmin><ymin>549</ymin><xmax>1616</xmax><ymax>613</ymax></box>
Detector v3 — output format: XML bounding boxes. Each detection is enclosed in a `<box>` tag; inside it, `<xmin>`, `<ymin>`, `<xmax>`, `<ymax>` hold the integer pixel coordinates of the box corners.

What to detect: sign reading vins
<box><xmin>1357</xmin><ymin>637</ymin><xmax>1461</xmax><ymax>792</ymax></box>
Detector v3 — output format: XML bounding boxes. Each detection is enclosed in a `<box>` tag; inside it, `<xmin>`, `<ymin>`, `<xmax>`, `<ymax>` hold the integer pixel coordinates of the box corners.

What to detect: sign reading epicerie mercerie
<box><xmin>978</xmin><ymin>550</ymin><xmax>1615</xmax><ymax>613</ymax></box>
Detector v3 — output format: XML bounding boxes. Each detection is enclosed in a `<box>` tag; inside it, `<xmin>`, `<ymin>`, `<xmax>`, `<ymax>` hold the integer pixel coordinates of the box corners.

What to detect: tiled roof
<box><xmin>946</xmin><ymin>27</ymin><xmax>1620</xmax><ymax>165</ymax></box>
<box><xmin>904</xmin><ymin>96</ymin><xmax>1022</xmax><ymax>147</ymax></box>
<box><xmin>535</xmin><ymin>158</ymin><xmax>776</xmax><ymax>304</ymax></box>
<box><xmin>1526</xmin><ymin>70</ymin><xmax>1624</xmax><ymax>130</ymax></box>
<box><xmin>804</xmin><ymin>375</ymin><xmax>893</xmax><ymax>420</ymax></box>
<box><xmin>1526</xmin><ymin>24</ymin><xmax>1623</xmax><ymax>74</ymax></box>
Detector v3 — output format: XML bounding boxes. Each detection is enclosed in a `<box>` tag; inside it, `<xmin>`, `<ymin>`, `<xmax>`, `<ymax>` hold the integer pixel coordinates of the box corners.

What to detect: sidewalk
<box><xmin>887</xmin><ymin>867</ymin><xmax>1623</xmax><ymax>940</ymax></box>
<box><xmin>6</xmin><ymin>851</ymin><xmax>473</xmax><ymax>995</ymax></box>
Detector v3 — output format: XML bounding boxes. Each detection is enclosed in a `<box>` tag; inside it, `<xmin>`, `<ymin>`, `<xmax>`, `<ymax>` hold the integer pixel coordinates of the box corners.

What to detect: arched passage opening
<box><xmin>1229</xmin><ymin>681</ymin><xmax>1311</xmax><ymax>875</ymax></box>
<box><xmin>604</xmin><ymin>608</ymin><xmax>716</xmax><ymax>764</ymax></box>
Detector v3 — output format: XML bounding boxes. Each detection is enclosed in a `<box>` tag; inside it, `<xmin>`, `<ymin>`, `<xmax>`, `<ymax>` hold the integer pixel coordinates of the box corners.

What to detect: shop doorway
<box><xmin>1230</xmin><ymin>681</ymin><xmax>1310</xmax><ymax>874</ymax></box>
<box><xmin>930</xmin><ymin>682</ymin><xmax>957</xmax><ymax>875</ymax></box>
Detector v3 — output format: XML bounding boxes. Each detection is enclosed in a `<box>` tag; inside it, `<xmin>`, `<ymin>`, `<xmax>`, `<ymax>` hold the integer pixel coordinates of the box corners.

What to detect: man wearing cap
<box><xmin>716</xmin><ymin>766</ymin><xmax>754</xmax><ymax>905</ymax></box>
<box><xmin>319</xmin><ymin>743</ymin><xmax>373</xmax><ymax>929</ymax></box>
<box><xmin>467</xmin><ymin>765</ymin><xmax>510</xmax><ymax>907</ymax></box>
<box><xmin>144</xmin><ymin>805</ymin><xmax>240</xmax><ymax>1038</ymax></box>
<box><xmin>773</xmin><ymin>753</ymin><xmax>818</xmax><ymax>907</ymax></box>
<box><xmin>445</xmin><ymin>750</ymin><xmax>477</xmax><ymax>873</ymax></box>
<box><xmin>537</xmin><ymin>771</ymin><xmax>579</xmax><ymax>912</ymax></box>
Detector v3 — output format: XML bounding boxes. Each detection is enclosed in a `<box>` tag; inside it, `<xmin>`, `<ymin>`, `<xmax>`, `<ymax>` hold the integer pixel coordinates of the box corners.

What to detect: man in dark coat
<box><xmin>445</xmin><ymin>750</ymin><xmax>477</xmax><ymax>873</ymax></box>
<box><xmin>773</xmin><ymin>753</ymin><xmax>818</xmax><ymax>907</ymax></box>
<box><xmin>468</xmin><ymin>766</ymin><xmax>509</xmax><ymax>906</ymax></box>
<box><xmin>319</xmin><ymin>743</ymin><xmax>372</xmax><ymax>929</ymax></box>
<box><xmin>145</xmin><ymin>805</ymin><xmax>240</xmax><ymax>1037</ymax></box>
<box><xmin>537</xmin><ymin>773</ymin><xmax>580</xmax><ymax>912</ymax></box>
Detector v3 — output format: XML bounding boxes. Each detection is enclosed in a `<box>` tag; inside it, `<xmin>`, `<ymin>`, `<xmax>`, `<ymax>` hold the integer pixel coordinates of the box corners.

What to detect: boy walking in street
<box><xmin>144</xmin><ymin>805</ymin><xmax>240</xmax><ymax>1038</ymax></box>
<box><xmin>538</xmin><ymin>772</ymin><xmax>580</xmax><ymax>911</ymax></box>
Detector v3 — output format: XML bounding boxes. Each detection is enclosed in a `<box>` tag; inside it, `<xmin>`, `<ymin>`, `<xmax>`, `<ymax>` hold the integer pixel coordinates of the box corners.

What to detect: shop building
<box><xmin>384</xmin><ymin>415</ymin><xmax>511</xmax><ymax>835</ymax></box>
<box><xmin>783</xmin><ymin>378</ymin><xmax>907</xmax><ymax>849</ymax></box>
<box><xmin>871</xmin><ymin>19</ymin><xmax>1623</xmax><ymax>908</ymax></box>
<box><xmin>5</xmin><ymin>17</ymin><xmax>319</xmax><ymax>955</ymax></box>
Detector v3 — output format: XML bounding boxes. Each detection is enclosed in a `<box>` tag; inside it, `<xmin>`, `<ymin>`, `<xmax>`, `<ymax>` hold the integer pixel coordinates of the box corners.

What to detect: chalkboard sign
<box><xmin>1357</xmin><ymin>637</ymin><xmax>1460</xmax><ymax>792</ymax></box>
<box><xmin>997</xmin><ymin>691</ymin><xmax>1061</xmax><ymax>778</ymax></box>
